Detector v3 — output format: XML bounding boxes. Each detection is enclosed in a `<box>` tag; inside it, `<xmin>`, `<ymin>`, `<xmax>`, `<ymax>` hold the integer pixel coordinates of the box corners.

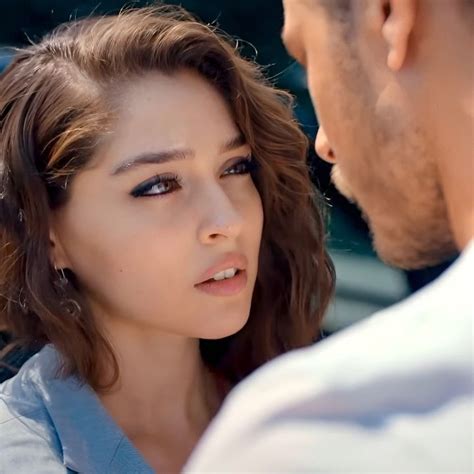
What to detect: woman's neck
<box><xmin>97</xmin><ymin>318</ymin><xmax>220</xmax><ymax>471</ymax></box>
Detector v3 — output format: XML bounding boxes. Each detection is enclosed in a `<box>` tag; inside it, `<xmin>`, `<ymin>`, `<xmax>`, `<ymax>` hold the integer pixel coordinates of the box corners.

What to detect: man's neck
<box><xmin>435</xmin><ymin>98</ymin><xmax>474</xmax><ymax>251</ymax></box>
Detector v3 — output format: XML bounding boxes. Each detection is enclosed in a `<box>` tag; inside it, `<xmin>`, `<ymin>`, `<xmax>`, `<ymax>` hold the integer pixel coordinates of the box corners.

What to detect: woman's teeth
<box><xmin>212</xmin><ymin>268</ymin><xmax>238</xmax><ymax>281</ymax></box>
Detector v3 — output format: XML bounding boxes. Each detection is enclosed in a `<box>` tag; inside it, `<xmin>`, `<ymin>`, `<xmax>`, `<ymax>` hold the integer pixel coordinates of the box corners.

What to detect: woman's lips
<box><xmin>197</xmin><ymin>252</ymin><xmax>248</xmax><ymax>284</ymax></box>
<box><xmin>194</xmin><ymin>269</ymin><xmax>247</xmax><ymax>297</ymax></box>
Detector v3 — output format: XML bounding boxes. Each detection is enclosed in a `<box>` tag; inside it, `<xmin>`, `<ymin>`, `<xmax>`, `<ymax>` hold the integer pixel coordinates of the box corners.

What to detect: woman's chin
<box><xmin>196</xmin><ymin>312</ymin><xmax>250</xmax><ymax>340</ymax></box>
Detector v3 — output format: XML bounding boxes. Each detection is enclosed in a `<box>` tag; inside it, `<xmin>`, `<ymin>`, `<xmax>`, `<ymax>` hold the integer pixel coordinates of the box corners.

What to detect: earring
<box><xmin>62</xmin><ymin>298</ymin><xmax>82</xmax><ymax>318</ymax></box>
<box><xmin>54</xmin><ymin>266</ymin><xmax>69</xmax><ymax>290</ymax></box>
<box><xmin>53</xmin><ymin>266</ymin><xmax>81</xmax><ymax>317</ymax></box>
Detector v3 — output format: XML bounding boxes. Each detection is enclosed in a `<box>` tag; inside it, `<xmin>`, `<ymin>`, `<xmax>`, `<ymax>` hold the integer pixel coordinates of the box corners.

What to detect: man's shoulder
<box><xmin>185</xmin><ymin>245</ymin><xmax>473</xmax><ymax>472</ymax></box>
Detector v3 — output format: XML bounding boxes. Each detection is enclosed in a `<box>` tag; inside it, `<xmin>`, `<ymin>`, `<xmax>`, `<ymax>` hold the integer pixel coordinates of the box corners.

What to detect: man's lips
<box><xmin>195</xmin><ymin>252</ymin><xmax>248</xmax><ymax>285</ymax></box>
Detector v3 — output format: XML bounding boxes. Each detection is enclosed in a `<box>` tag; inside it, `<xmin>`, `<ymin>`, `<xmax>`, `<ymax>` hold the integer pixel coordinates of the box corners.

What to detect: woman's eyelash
<box><xmin>130</xmin><ymin>173</ymin><xmax>181</xmax><ymax>198</ymax></box>
<box><xmin>130</xmin><ymin>156</ymin><xmax>257</xmax><ymax>198</ymax></box>
<box><xmin>222</xmin><ymin>156</ymin><xmax>258</xmax><ymax>177</ymax></box>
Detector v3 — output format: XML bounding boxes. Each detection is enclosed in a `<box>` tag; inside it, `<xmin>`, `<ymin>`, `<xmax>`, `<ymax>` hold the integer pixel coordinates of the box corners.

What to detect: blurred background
<box><xmin>0</xmin><ymin>0</ymin><xmax>453</xmax><ymax>351</ymax></box>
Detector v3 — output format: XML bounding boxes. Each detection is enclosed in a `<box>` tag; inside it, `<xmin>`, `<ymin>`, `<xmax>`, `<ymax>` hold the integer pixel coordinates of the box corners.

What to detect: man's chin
<box><xmin>371</xmin><ymin>227</ymin><xmax>458</xmax><ymax>271</ymax></box>
<box><xmin>330</xmin><ymin>166</ymin><xmax>458</xmax><ymax>270</ymax></box>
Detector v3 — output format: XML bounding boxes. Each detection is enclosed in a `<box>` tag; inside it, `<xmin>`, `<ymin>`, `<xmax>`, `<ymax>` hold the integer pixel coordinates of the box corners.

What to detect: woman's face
<box><xmin>50</xmin><ymin>70</ymin><xmax>263</xmax><ymax>339</ymax></box>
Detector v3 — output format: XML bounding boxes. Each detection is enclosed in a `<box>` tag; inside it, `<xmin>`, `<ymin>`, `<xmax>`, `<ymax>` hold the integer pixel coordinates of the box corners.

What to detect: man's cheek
<box><xmin>331</xmin><ymin>165</ymin><xmax>356</xmax><ymax>202</ymax></box>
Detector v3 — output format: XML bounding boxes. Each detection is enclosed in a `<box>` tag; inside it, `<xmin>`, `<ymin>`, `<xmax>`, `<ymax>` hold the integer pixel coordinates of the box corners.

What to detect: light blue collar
<box><xmin>25</xmin><ymin>345</ymin><xmax>154</xmax><ymax>473</ymax></box>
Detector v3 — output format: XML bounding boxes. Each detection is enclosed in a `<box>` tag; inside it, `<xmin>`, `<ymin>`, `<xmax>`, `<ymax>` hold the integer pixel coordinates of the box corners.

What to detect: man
<box><xmin>185</xmin><ymin>0</ymin><xmax>473</xmax><ymax>471</ymax></box>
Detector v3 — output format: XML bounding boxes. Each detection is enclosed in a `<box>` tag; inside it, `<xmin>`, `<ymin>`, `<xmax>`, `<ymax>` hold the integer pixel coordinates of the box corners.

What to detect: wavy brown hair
<box><xmin>0</xmin><ymin>5</ymin><xmax>334</xmax><ymax>391</ymax></box>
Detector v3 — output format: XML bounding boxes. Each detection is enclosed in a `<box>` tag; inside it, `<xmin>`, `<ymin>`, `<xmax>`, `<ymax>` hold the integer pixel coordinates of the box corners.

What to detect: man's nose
<box><xmin>315</xmin><ymin>126</ymin><xmax>336</xmax><ymax>164</ymax></box>
<box><xmin>197</xmin><ymin>188</ymin><xmax>244</xmax><ymax>245</ymax></box>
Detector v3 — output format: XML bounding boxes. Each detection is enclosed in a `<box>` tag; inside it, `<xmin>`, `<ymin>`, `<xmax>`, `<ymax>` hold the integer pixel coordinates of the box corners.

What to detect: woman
<box><xmin>0</xmin><ymin>6</ymin><xmax>334</xmax><ymax>473</ymax></box>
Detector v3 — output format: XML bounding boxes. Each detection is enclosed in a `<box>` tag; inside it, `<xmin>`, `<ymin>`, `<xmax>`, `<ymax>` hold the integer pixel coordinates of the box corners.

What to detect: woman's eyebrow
<box><xmin>111</xmin><ymin>133</ymin><xmax>247</xmax><ymax>176</ymax></box>
<box><xmin>220</xmin><ymin>133</ymin><xmax>247</xmax><ymax>153</ymax></box>
<box><xmin>111</xmin><ymin>149</ymin><xmax>192</xmax><ymax>176</ymax></box>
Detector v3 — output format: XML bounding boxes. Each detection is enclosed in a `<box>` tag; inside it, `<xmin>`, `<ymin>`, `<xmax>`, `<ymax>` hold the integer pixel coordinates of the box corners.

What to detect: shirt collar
<box><xmin>29</xmin><ymin>345</ymin><xmax>154</xmax><ymax>473</ymax></box>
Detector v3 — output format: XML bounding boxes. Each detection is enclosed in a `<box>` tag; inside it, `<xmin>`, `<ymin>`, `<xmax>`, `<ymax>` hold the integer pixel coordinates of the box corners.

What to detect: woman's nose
<box><xmin>315</xmin><ymin>126</ymin><xmax>336</xmax><ymax>164</ymax></box>
<box><xmin>197</xmin><ymin>190</ymin><xmax>244</xmax><ymax>245</ymax></box>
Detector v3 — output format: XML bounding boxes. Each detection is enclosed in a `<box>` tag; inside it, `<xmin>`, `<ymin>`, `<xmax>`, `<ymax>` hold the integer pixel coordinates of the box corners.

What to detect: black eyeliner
<box><xmin>224</xmin><ymin>155</ymin><xmax>258</xmax><ymax>175</ymax></box>
<box><xmin>130</xmin><ymin>173</ymin><xmax>179</xmax><ymax>198</ymax></box>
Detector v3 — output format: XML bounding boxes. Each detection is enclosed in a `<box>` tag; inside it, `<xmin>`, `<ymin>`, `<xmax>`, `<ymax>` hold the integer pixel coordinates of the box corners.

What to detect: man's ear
<box><xmin>379</xmin><ymin>0</ymin><xmax>417</xmax><ymax>71</ymax></box>
<box><xmin>49</xmin><ymin>226</ymin><xmax>71</xmax><ymax>271</ymax></box>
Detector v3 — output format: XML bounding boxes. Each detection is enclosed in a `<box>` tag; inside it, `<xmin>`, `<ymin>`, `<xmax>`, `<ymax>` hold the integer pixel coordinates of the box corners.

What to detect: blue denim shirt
<box><xmin>0</xmin><ymin>345</ymin><xmax>154</xmax><ymax>473</ymax></box>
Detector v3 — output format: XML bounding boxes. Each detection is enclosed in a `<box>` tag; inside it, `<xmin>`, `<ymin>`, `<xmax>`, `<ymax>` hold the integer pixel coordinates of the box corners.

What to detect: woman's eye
<box><xmin>222</xmin><ymin>157</ymin><xmax>257</xmax><ymax>177</ymax></box>
<box><xmin>130</xmin><ymin>174</ymin><xmax>181</xmax><ymax>198</ymax></box>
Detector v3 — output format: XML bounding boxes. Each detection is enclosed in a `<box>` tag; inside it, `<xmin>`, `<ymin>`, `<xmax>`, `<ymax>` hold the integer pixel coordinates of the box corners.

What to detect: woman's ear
<box><xmin>380</xmin><ymin>0</ymin><xmax>417</xmax><ymax>71</ymax></box>
<box><xmin>49</xmin><ymin>225</ymin><xmax>71</xmax><ymax>270</ymax></box>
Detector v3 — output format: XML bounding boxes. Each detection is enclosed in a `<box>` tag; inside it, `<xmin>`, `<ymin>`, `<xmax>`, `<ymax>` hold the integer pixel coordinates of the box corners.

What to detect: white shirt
<box><xmin>185</xmin><ymin>242</ymin><xmax>474</xmax><ymax>473</ymax></box>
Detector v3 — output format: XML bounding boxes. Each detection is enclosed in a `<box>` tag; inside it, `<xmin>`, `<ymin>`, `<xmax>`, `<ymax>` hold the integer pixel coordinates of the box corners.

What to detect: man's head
<box><xmin>282</xmin><ymin>0</ymin><xmax>473</xmax><ymax>269</ymax></box>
